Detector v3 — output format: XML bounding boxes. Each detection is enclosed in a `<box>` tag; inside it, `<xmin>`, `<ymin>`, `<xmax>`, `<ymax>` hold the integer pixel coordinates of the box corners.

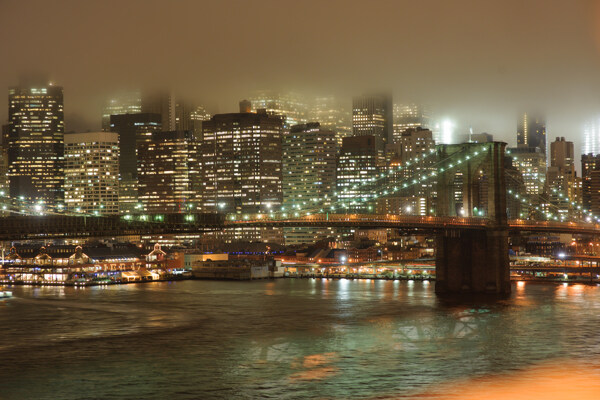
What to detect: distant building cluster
<box><xmin>0</xmin><ymin>78</ymin><xmax>595</xmax><ymax>245</ymax></box>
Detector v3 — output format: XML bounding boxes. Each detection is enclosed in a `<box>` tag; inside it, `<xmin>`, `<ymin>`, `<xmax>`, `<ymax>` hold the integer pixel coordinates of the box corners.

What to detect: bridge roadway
<box><xmin>0</xmin><ymin>213</ymin><xmax>599</xmax><ymax>240</ymax></box>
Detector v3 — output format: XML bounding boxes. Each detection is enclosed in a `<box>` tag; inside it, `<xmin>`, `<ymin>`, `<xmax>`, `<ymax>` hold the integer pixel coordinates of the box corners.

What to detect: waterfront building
<box><xmin>64</xmin><ymin>132</ymin><xmax>119</xmax><ymax>215</ymax></box>
<box><xmin>7</xmin><ymin>81</ymin><xmax>64</xmax><ymax>204</ymax></box>
<box><xmin>352</xmin><ymin>93</ymin><xmax>393</xmax><ymax>145</ymax></box>
<box><xmin>101</xmin><ymin>91</ymin><xmax>142</xmax><ymax>131</ymax></box>
<box><xmin>517</xmin><ymin>112</ymin><xmax>546</xmax><ymax>158</ymax></box>
<box><xmin>282</xmin><ymin>122</ymin><xmax>337</xmax><ymax>245</ymax></box>
<box><xmin>336</xmin><ymin>135</ymin><xmax>385</xmax><ymax>213</ymax></box>
<box><xmin>200</xmin><ymin>108</ymin><xmax>283</xmax><ymax>242</ymax></box>
<box><xmin>248</xmin><ymin>91</ymin><xmax>308</xmax><ymax>129</ymax></box>
<box><xmin>109</xmin><ymin>113</ymin><xmax>162</xmax><ymax>214</ymax></box>
<box><xmin>137</xmin><ymin>130</ymin><xmax>200</xmax><ymax>213</ymax></box>
<box><xmin>392</xmin><ymin>103</ymin><xmax>430</xmax><ymax>143</ymax></box>
<box><xmin>190</xmin><ymin>105</ymin><xmax>211</xmax><ymax>138</ymax></box>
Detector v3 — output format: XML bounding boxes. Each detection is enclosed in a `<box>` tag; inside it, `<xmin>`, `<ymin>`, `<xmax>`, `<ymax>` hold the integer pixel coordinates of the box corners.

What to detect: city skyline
<box><xmin>2</xmin><ymin>0</ymin><xmax>600</xmax><ymax>159</ymax></box>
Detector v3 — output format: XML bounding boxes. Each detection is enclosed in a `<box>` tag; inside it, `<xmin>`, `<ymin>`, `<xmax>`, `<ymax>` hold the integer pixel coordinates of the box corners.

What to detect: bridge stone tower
<box><xmin>435</xmin><ymin>142</ymin><xmax>510</xmax><ymax>295</ymax></box>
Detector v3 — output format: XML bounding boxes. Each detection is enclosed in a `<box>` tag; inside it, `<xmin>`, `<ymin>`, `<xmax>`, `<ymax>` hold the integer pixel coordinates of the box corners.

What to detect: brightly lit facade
<box><xmin>583</xmin><ymin>117</ymin><xmax>600</xmax><ymax>156</ymax></box>
<box><xmin>392</xmin><ymin>103</ymin><xmax>430</xmax><ymax>143</ymax></box>
<box><xmin>282</xmin><ymin>122</ymin><xmax>337</xmax><ymax>244</ymax></box>
<box><xmin>64</xmin><ymin>132</ymin><xmax>119</xmax><ymax>215</ymax></box>
<box><xmin>336</xmin><ymin>135</ymin><xmax>385</xmax><ymax>213</ymax></box>
<box><xmin>7</xmin><ymin>83</ymin><xmax>64</xmax><ymax>204</ymax></box>
<box><xmin>581</xmin><ymin>153</ymin><xmax>600</xmax><ymax>212</ymax></box>
<box><xmin>352</xmin><ymin>94</ymin><xmax>393</xmax><ymax>145</ymax></box>
<box><xmin>137</xmin><ymin>130</ymin><xmax>200</xmax><ymax>213</ymax></box>
<box><xmin>507</xmin><ymin>146</ymin><xmax>546</xmax><ymax>197</ymax></box>
<box><xmin>309</xmin><ymin>96</ymin><xmax>352</xmax><ymax>146</ymax></box>
<box><xmin>101</xmin><ymin>91</ymin><xmax>142</xmax><ymax>131</ymax></box>
<box><xmin>249</xmin><ymin>91</ymin><xmax>308</xmax><ymax>129</ymax></box>
<box><xmin>109</xmin><ymin>113</ymin><xmax>162</xmax><ymax>214</ymax></box>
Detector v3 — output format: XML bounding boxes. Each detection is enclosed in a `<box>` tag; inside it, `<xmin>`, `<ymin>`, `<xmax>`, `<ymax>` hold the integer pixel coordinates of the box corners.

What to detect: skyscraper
<box><xmin>64</xmin><ymin>132</ymin><xmax>119</xmax><ymax>215</ymax></box>
<box><xmin>392</xmin><ymin>103</ymin><xmax>429</xmax><ymax>143</ymax></box>
<box><xmin>201</xmin><ymin>108</ymin><xmax>283</xmax><ymax>242</ymax></box>
<box><xmin>517</xmin><ymin>112</ymin><xmax>546</xmax><ymax>156</ymax></box>
<box><xmin>109</xmin><ymin>113</ymin><xmax>162</xmax><ymax>213</ymax></box>
<box><xmin>336</xmin><ymin>135</ymin><xmax>385</xmax><ymax>212</ymax></box>
<box><xmin>101</xmin><ymin>91</ymin><xmax>142</xmax><ymax>131</ymax></box>
<box><xmin>142</xmin><ymin>91</ymin><xmax>176</xmax><ymax>131</ymax></box>
<box><xmin>352</xmin><ymin>94</ymin><xmax>393</xmax><ymax>145</ymax></box>
<box><xmin>581</xmin><ymin>153</ymin><xmax>600</xmax><ymax>212</ymax></box>
<box><xmin>137</xmin><ymin>130</ymin><xmax>200</xmax><ymax>213</ymax></box>
<box><xmin>282</xmin><ymin>122</ymin><xmax>337</xmax><ymax>244</ymax></box>
<box><xmin>546</xmin><ymin>137</ymin><xmax>578</xmax><ymax>220</ymax></box>
<box><xmin>248</xmin><ymin>91</ymin><xmax>308</xmax><ymax>129</ymax></box>
<box><xmin>7</xmin><ymin>81</ymin><xmax>64</xmax><ymax>203</ymax></box>
<box><xmin>309</xmin><ymin>96</ymin><xmax>352</xmax><ymax>146</ymax></box>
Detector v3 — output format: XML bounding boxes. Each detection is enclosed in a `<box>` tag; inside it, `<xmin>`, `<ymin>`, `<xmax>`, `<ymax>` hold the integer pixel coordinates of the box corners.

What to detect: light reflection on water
<box><xmin>1</xmin><ymin>279</ymin><xmax>599</xmax><ymax>399</ymax></box>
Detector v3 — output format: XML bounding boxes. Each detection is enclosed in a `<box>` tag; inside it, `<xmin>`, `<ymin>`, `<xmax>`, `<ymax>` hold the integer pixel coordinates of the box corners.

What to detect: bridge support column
<box><xmin>435</xmin><ymin>228</ymin><xmax>510</xmax><ymax>295</ymax></box>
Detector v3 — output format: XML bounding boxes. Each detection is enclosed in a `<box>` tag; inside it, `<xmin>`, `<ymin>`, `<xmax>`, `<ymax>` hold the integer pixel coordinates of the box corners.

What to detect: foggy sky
<box><xmin>2</xmin><ymin>0</ymin><xmax>600</xmax><ymax>160</ymax></box>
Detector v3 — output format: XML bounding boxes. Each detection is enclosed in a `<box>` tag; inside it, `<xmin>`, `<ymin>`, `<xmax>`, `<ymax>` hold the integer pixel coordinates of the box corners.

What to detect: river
<box><xmin>1</xmin><ymin>279</ymin><xmax>600</xmax><ymax>399</ymax></box>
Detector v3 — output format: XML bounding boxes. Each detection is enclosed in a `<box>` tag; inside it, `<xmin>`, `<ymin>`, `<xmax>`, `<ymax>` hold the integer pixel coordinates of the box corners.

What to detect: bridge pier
<box><xmin>435</xmin><ymin>228</ymin><xmax>510</xmax><ymax>295</ymax></box>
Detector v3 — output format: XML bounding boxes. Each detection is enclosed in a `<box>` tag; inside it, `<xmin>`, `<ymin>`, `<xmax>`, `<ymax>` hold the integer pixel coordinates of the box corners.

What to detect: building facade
<box><xmin>137</xmin><ymin>130</ymin><xmax>200</xmax><ymax>214</ymax></box>
<box><xmin>517</xmin><ymin>112</ymin><xmax>546</xmax><ymax>157</ymax></box>
<box><xmin>282</xmin><ymin>122</ymin><xmax>337</xmax><ymax>244</ymax></box>
<box><xmin>7</xmin><ymin>82</ymin><xmax>64</xmax><ymax>204</ymax></box>
<box><xmin>109</xmin><ymin>113</ymin><xmax>162</xmax><ymax>214</ymax></box>
<box><xmin>392</xmin><ymin>103</ymin><xmax>429</xmax><ymax>144</ymax></box>
<box><xmin>352</xmin><ymin>94</ymin><xmax>393</xmax><ymax>145</ymax></box>
<box><xmin>64</xmin><ymin>132</ymin><xmax>119</xmax><ymax>215</ymax></box>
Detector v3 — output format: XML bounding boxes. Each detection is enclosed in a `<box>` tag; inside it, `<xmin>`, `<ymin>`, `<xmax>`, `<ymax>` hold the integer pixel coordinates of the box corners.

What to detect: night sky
<box><xmin>2</xmin><ymin>0</ymin><xmax>600</xmax><ymax>157</ymax></box>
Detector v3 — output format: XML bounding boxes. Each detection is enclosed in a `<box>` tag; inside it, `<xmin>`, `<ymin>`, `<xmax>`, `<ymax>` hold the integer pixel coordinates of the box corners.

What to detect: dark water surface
<box><xmin>1</xmin><ymin>279</ymin><xmax>600</xmax><ymax>399</ymax></box>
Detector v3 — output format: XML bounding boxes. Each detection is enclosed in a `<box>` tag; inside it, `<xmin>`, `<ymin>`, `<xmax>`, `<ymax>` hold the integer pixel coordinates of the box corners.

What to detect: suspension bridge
<box><xmin>1</xmin><ymin>142</ymin><xmax>598</xmax><ymax>295</ymax></box>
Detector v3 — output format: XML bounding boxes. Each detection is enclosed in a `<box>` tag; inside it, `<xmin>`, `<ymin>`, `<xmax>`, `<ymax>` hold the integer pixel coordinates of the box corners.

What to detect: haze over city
<box><xmin>3</xmin><ymin>0</ymin><xmax>600</xmax><ymax>160</ymax></box>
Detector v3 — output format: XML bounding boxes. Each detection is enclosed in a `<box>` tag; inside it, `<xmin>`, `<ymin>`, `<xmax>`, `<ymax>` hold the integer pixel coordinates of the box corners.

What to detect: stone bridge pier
<box><xmin>435</xmin><ymin>142</ymin><xmax>510</xmax><ymax>295</ymax></box>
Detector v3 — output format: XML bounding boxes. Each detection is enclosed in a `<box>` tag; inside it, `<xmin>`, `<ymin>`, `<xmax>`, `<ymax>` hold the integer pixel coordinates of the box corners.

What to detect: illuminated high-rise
<box><xmin>336</xmin><ymin>135</ymin><xmax>385</xmax><ymax>212</ymax></box>
<box><xmin>392</xmin><ymin>103</ymin><xmax>430</xmax><ymax>143</ymax></box>
<box><xmin>64</xmin><ymin>132</ymin><xmax>119</xmax><ymax>215</ymax></box>
<box><xmin>201</xmin><ymin>108</ymin><xmax>283</xmax><ymax>242</ymax></box>
<box><xmin>282</xmin><ymin>122</ymin><xmax>337</xmax><ymax>244</ymax></box>
<box><xmin>309</xmin><ymin>96</ymin><xmax>352</xmax><ymax>146</ymax></box>
<box><xmin>7</xmin><ymin>81</ymin><xmax>64</xmax><ymax>203</ymax></box>
<box><xmin>248</xmin><ymin>91</ymin><xmax>307</xmax><ymax>129</ymax></box>
<box><xmin>109</xmin><ymin>113</ymin><xmax>162</xmax><ymax>213</ymax></box>
<box><xmin>101</xmin><ymin>91</ymin><xmax>142</xmax><ymax>131</ymax></box>
<box><xmin>138</xmin><ymin>130</ymin><xmax>200</xmax><ymax>213</ymax></box>
<box><xmin>352</xmin><ymin>94</ymin><xmax>393</xmax><ymax>145</ymax></box>
<box><xmin>517</xmin><ymin>112</ymin><xmax>546</xmax><ymax>157</ymax></box>
<box><xmin>507</xmin><ymin>146</ymin><xmax>546</xmax><ymax>196</ymax></box>
<box><xmin>582</xmin><ymin>153</ymin><xmax>600</xmax><ymax>212</ymax></box>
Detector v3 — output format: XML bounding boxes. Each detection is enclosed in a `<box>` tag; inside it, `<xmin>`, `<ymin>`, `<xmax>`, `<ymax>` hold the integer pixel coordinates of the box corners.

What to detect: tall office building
<box><xmin>583</xmin><ymin>117</ymin><xmax>600</xmax><ymax>156</ymax></box>
<box><xmin>517</xmin><ymin>112</ymin><xmax>546</xmax><ymax>157</ymax></box>
<box><xmin>109</xmin><ymin>113</ymin><xmax>162</xmax><ymax>213</ymax></box>
<box><xmin>352</xmin><ymin>94</ymin><xmax>393</xmax><ymax>145</ymax></box>
<box><xmin>138</xmin><ymin>130</ymin><xmax>200</xmax><ymax>213</ymax></box>
<box><xmin>7</xmin><ymin>81</ymin><xmax>64</xmax><ymax>203</ymax></box>
<box><xmin>248</xmin><ymin>91</ymin><xmax>308</xmax><ymax>129</ymax></box>
<box><xmin>581</xmin><ymin>153</ymin><xmax>600</xmax><ymax>212</ymax></box>
<box><xmin>282</xmin><ymin>122</ymin><xmax>337</xmax><ymax>244</ymax></box>
<box><xmin>392</xmin><ymin>103</ymin><xmax>429</xmax><ymax>143</ymax></box>
<box><xmin>336</xmin><ymin>135</ymin><xmax>385</xmax><ymax>213</ymax></box>
<box><xmin>546</xmin><ymin>137</ymin><xmax>578</xmax><ymax>219</ymax></box>
<box><xmin>64</xmin><ymin>132</ymin><xmax>119</xmax><ymax>215</ymax></box>
<box><xmin>201</xmin><ymin>108</ymin><xmax>283</xmax><ymax>243</ymax></box>
<box><xmin>190</xmin><ymin>105</ymin><xmax>211</xmax><ymax>138</ymax></box>
<box><xmin>101</xmin><ymin>91</ymin><xmax>142</xmax><ymax>131</ymax></box>
<box><xmin>507</xmin><ymin>146</ymin><xmax>547</xmax><ymax>196</ymax></box>
<box><xmin>309</xmin><ymin>96</ymin><xmax>352</xmax><ymax>146</ymax></box>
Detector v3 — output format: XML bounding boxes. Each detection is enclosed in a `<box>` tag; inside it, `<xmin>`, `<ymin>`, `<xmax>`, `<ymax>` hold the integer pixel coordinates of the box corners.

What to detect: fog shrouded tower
<box><xmin>7</xmin><ymin>81</ymin><xmax>64</xmax><ymax>203</ymax></box>
<box><xmin>352</xmin><ymin>94</ymin><xmax>393</xmax><ymax>145</ymax></box>
<box><xmin>517</xmin><ymin>112</ymin><xmax>546</xmax><ymax>156</ymax></box>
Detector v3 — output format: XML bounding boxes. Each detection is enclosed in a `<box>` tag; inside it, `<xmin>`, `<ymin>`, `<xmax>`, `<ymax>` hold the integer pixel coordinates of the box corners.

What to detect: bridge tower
<box><xmin>435</xmin><ymin>142</ymin><xmax>510</xmax><ymax>295</ymax></box>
